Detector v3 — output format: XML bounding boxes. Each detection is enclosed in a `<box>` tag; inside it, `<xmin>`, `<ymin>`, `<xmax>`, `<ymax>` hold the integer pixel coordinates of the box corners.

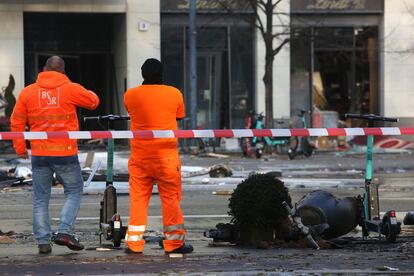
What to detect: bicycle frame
<box><xmin>364</xmin><ymin>133</ymin><xmax>375</xmax><ymax>222</ymax></box>
<box><xmin>251</xmin><ymin>115</ymin><xmax>289</xmax><ymax>146</ymax></box>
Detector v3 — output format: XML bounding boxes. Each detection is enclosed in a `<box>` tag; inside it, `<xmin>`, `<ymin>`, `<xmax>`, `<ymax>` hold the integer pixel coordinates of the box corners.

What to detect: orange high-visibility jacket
<box><xmin>10</xmin><ymin>71</ymin><xmax>99</xmax><ymax>156</ymax></box>
<box><xmin>124</xmin><ymin>84</ymin><xmax>185</xmax><ymax>159</ymax></box>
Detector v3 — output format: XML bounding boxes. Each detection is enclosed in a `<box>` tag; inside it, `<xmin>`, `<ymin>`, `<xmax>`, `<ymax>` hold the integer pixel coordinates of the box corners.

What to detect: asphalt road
<box><xmin>2</xmin><ymin>188</ymin><xmax>414</xmax><ymax>234</ymax></box>
<box><xmin>1</xmin><ymin>187</ymin><xmax>414</xmax><ymax>275</ymax></box>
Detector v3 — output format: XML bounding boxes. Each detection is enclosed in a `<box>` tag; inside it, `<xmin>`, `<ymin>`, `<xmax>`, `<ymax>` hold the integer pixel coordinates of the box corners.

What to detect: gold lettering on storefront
<box><xmin>307</xmin><ymin>0</ymin><xmax>366</xmax><ymax>10</ymax></box>
<box><xmin>177</xmin><ymin>0</ymin><xmax>236</xmax><ymax>10</ymax></box>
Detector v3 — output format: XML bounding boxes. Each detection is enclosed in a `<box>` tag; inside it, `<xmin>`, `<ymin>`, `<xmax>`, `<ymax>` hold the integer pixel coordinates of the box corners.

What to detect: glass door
<box><xmin>196</xmin><ymin>52</ymin><xmax>222</xmax><ymax>129</ymax></box>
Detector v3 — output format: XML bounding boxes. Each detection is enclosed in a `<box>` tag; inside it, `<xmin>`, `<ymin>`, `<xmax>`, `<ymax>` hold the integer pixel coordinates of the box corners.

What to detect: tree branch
<box><xmin>273</xmin><ymin>0</ymin><xmax>284</xmax><ymax>9</ymax></box>
<box><xmin>247</xmin><ymin>0</ymin><xmax>266</xmax><ymax>38</ymax></box>
<box><xmin>255</xmin><ymin>0</ymin><xmax>267</xmax><ymax>14</ymax></box>
<box><xmin>272</xmin><ymin>29</ymin><xmax>290</xmax><ymax>39</ymax></box>
<box><xmin>272</xmin><ymin>38</ymin><xmax>290</xmax><ymax>56</ymax></box>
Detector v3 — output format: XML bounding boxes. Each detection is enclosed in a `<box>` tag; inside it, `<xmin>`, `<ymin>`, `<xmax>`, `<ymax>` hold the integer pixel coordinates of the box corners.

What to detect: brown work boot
<box><xmin>54</xmin><ymin>233</ymin><xmax>84</xmax><ymax>251</ymax></box>
<box><xmin>38</xmin><ymin>244</ymin><xmax>52</xmax><ymax>254</ymax></box>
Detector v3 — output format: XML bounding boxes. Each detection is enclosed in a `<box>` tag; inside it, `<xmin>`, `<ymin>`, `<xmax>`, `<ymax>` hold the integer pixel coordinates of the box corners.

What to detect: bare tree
<box><xmin>217</xmin><ymin>0</ymin><xmax>290</xmax><ymax>127</ymax></box>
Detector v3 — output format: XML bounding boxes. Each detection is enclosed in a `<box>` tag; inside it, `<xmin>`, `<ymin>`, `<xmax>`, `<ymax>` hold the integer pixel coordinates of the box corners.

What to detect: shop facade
<box><xmin>290</xmin><ymin>0</ymin><xmax>383</xmax><ymax>126</ymax></box>
<box><xmin>289</xmin><ymin>0</ymin><xmax>414</xmax><ymax>126</ymax></box>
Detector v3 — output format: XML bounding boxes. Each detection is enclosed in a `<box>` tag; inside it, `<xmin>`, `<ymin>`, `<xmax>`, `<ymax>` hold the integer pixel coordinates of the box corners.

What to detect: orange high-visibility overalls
<box><xmin>124</xmin><ymin>84</ymin><xmax>185</xmax><ymax>253</ymax></box>
<box><xmin>10</xmin><ymin>71</ymin><xmax>99</xmax><ymax>156</ymax></box>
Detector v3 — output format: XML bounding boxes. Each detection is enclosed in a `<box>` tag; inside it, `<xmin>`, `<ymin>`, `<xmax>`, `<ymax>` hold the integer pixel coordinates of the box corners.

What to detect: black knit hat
<box><xmin>141</xmin><ymin>58</ymin><xmax>163</xmax><ymax>84</ymax></box>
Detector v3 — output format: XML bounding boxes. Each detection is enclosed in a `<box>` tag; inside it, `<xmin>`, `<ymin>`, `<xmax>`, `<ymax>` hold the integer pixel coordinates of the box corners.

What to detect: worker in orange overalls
<box><xmin>124</xmin><ymin>58</ymin><xmax>193</xmax><ymax>254</ymax></box>
<box><xmin>10</xmin><ymin>56</ymin><xmax>99</xmax><ymax>254</ymax></box>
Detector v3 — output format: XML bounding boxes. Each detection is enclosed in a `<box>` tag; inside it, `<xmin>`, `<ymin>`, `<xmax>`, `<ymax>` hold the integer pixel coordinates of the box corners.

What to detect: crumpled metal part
<box><xmin>296</xmin><ymin>190</ymin><xmax>360</xmax><ymax>239</ymax></box>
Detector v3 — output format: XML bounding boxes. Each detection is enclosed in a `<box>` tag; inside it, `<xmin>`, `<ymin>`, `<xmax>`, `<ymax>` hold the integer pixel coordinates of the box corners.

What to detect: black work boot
<box><xmin>54</xmin><ymin>233</ymin><xmax>84</xmax><ymax>251</ymax></box>
<box><xmin>124</xmin><ymin>247</ymin><xmax>143</xmax><ymax>254</ymax></box>
<box><xmin>165</xmin><ymin>243</ymin><xmax>194</xmax><ymax>254</ymax></box>
<box><xmin>38</xmin><ymin>244</ymin><xmax>52</xmax><ymax>254</ymax></box>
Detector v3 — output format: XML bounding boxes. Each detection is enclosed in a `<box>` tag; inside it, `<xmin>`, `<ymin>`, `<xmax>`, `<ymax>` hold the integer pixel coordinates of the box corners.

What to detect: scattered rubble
<box><xmin>181</xmin><ymin>166</ymin><xmax>209</xmax><ymax>178</ymax></box>
<box><xmin>0</xmin><ymin>166</ymin><xmax>32</xmax><ymax>192</ymax></box>
<box><xmin>0</xmin><ymin>230</ymin><xmax>15</xmax><ymax>244</ymax></box>
<box><xmin>209</xmin><ymin>164</ymin><xmax>233</xmax><ymax>178</ymax></box>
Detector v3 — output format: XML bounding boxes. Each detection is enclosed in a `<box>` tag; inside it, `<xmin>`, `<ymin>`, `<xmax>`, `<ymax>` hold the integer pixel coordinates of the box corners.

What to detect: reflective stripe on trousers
<box><xmin>125</xmin><ymin>224</ymin><xmax>146</xmax><ymax>252</ymax></box>
<box><xmin>163</xmin><ymin>223</ymin><xmax>185</xmax><ymax>251</ymax></box>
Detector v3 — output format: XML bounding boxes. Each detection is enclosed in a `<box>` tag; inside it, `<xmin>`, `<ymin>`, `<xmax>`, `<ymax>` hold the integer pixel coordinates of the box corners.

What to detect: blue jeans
<box><xmin>31</xmin><ymin>155</ymin><xmax>83</xmax><ymax>245</ymax></box>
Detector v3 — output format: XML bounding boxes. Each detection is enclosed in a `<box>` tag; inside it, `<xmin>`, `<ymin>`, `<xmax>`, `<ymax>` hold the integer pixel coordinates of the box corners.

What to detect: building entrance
<box><xmin>23</xmin><ymin>12</ymin><xmax>126</xmax><ymax>130</ymax></box>
<box><xmin>161</xmin><ymin>13</ymin><xmax>255</xmax><ymax>130</ymax></box>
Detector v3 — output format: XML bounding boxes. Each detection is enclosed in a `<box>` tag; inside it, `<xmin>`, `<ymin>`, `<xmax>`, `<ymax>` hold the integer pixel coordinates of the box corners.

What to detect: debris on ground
<box><xmin>248</xmin><ymin>170</ymin><xmax>282</xmax><ymax>178</ymax></box>
<box><xmin>209</xmin><ymin>164</ymin><xmax>233</xmax><ymax>178</ymax></box>
<box><xmin>0</xmin><ymin>230</ymin><xmax>15</xmax><ymax>244</ymax></box>
<box><xmin>212</xmin><ymin>190</ymin><xmax>233</xmax><ymax>196</ymax></box>
<box><xmin>1</xmin><ymin>187</ymin><xmax>23</xmax><ymax>193</ymax></box>
<box><xmin>0</xmin><ymin>168</ymin><xmax>32</xmax><ymax>191</ymax></box>
<box><xmin>202</xmin><ymin>152</ymin><xmax>230</xmax><ymax>159</ymax></box>
<box><xmin>0</xmin><ymin>230</ymin><xmax>15</xmax><ymax>236</ymax></box>
<box><xmin>377</xmin><ymin>266</ymin><xmax>399</xmax><ymax>271</ymax></box>
<box><xmin>403</xmin><ymin>212</ymin><xmax>414</xmax><ymax>225</ymax></box>
<box><xmin>84</xmin><ymin>151</ymin><xmax>95</xmax><ymax>169</ymax></box>
<box><xmin>296</xmin><ymin>190</ymin><xmax>359</xmax><ymax>239</ymax></box>
<box><xmin>208</xmin><ymin>174</ymin><xmax>296</xmax><ymax>247</ymax></box>
<box><xmin>181</xmin><ymin>166</ymin><xmax>209</xmax><ymax>178</ymax></box>
<box><xmin>13</xmin><ymin>167</ymin><xmax>32</xmax><ymax>178</ymax></box>
<box><xmin>0</xmin><ymin>236</ymin><xmax>15</xmax><ymax>244</ymax></box>
<box><xmin>205</xmin><ymin>175</ymin><xmax>364</xmax><ymax>249</ymax></box>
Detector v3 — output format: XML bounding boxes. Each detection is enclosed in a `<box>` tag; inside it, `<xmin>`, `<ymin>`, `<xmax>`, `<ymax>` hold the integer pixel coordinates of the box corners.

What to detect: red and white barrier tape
<box><xmin>1</xmin><ymin>127</ymin><xmax>414</xmax><ymax>140</ymax></box>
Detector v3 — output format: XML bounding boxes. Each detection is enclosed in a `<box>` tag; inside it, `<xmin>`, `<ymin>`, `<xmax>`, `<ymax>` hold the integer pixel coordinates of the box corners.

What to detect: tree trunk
<box><xmin>263</xmin><ymin>1</ymin><xmax>274</xmax><ymax>128</ymax></box>
<box><xmin>263</xmin><ymin>51</ymin><xmax>274</xmax><ymax>128</ymax></box>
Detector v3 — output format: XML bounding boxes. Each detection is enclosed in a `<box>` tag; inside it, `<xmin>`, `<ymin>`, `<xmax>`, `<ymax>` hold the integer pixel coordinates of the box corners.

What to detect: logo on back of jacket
<box><xmin>39</xmin><ymin>88</ymin><xmax>59</xmax><ymax>109</ymax></box>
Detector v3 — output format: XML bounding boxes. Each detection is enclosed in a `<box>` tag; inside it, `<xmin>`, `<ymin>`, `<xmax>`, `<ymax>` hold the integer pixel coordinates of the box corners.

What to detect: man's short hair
<box><xmin>45</xmin><ymin>56</ymin><xmax>65</xmax><ymax>73</ymax></box>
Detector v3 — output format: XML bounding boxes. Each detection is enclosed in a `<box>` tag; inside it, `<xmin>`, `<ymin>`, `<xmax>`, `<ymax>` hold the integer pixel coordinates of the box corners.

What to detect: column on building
<box><xmin>255</xmin><ymin>0</ymin><xmax>291</xmax><ymax>120</ymax></box>
<box><xmin>383</xmin><ymin>1</ymin><xmax>414</xmax><ymax>120</ymax></box>
<box><xmin>126</xmin><ymin>0</ymin><xmax>161</xmax><ymax>88</ymax></box>
<box><xmin>0</xmin><ymin>3</ymin><xmax>24</xmax><ymax>115</ymax></box>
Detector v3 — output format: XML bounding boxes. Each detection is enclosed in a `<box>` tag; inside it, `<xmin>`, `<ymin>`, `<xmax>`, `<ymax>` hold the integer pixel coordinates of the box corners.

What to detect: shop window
<box><xmin>291</xmin><ymin>26</ymin><xmax>379</xmax><ymax>126</ymax></box>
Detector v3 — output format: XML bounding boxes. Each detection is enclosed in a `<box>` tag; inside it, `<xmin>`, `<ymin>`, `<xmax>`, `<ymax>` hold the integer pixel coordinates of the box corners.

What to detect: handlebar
<box><xmin>296</xmin><ymin>109</ymin><xmax>307</xmax><ymax>117</ymax></box>
<box><xmin>345</xmin><ymin>113</ymin><xmax>398</xmax><ymax>123</ymax></box>
<box><xmin>282</xmin><ymin>201</ymin><xmax>320</xmax><ymax>250</ymax></box>
<box><xmin>83</xmin><ymin>114</ymin><xmax>130</xmax><ymax>123</ymax></box>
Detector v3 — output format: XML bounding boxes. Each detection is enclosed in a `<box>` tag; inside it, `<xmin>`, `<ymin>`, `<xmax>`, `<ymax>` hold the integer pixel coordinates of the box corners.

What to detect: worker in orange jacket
<box><xmin>124</xmin><ymin>58</ymin><xmax>193</xmax><ymax>254</ymax></box>
<box><xmin>10</xmin><ymin>56</ymin><xmax>99</xmax><ymax>254</ymax></box>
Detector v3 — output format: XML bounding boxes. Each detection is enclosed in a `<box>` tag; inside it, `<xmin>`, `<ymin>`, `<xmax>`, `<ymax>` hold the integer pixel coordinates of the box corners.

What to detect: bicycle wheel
<box><xmin>289</xmin><ymin>136</ymin><xmax>299</xmax><ymax>152</ymax></box>
<box><xmin>240</xmin><ymin>138</ymin><xmax>250</xmax><ymax>156</ymax></box>
<box><xmin>103</xmin><ymin>186</ymin><xmax>117</xmax><ymax>224</ymax></box>
<box><xmin>274</xmin><ymin>137</ymin><xmax>297</xmax><ymax>155</ymax></box>
<box><xmin>303</xmin><ymin>138</ymin><xmax>314</xmax><ymax>157</ymax></box>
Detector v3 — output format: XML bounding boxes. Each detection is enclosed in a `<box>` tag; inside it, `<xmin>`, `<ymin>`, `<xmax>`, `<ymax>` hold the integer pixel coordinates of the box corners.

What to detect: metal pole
<box><xmin>309</xmin><ymin>27</ymin><xmax>314</xmax><ymax>127</ymax></box>
<box><xmin>189</xmin><ymin>0</ymin><xmax>197</xmax><ymax>130</ymax></box>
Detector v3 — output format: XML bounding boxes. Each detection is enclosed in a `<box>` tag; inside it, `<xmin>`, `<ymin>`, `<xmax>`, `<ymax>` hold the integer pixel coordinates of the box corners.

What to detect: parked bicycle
<box><xmin>288</xmin><ymin>109</ymin><xmax>315</xmax><ymax>159</ymax></box>
<box><xmin>240</xmin><ymin>111</ymin><xmax>298</xmax><ymax>159</ymax></box>
<box><xmin>178</xmin><ymin>118</ymin><xmax>218</xmax><ymax>155</ymax></box>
